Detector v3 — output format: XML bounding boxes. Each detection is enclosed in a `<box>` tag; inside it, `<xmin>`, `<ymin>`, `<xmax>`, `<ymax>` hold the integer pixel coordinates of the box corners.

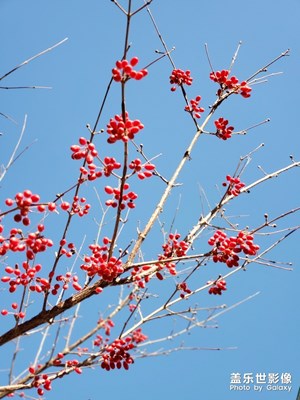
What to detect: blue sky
<box><xmin>0</xmin><ymin>1</ymin><xmax>299</xmax><ymax>399</ymax></box>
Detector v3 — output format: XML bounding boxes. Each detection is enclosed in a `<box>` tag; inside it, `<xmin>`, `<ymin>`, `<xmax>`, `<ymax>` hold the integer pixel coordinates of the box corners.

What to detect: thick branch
<box><xmin>0</xmin><ymin>280</ymin><xmax>108</xmax><ymax>347</ymax></box>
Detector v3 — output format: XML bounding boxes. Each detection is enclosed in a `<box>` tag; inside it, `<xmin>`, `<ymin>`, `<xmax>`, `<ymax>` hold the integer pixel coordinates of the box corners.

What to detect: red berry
<box><xmin>61</xmin><ymin>202</ymin><xmax>70</xmax><ymax>211</ymax></box>
<box><xmin>105</xmin><ymin>186</ymin><xmax>114</xmax><ymax>195</ymax></box>
<box><xmin>5</xmin><ymin>198</ymin><xmax>14</xmax><ymax>206</ymax></box>
<box><xmin>130</xmin><ymin>57</ymin><xmax>139</xmax><ymax>67</ymax></box>
<box><xmin>31</xmin><ymin>194</ymin><xmax>40</xmax><ymax>203</ymax></box>
<box><xmin>48</xmin><ymin>202</ymin><xmax>56</xmax><ymax>212</ymax></box>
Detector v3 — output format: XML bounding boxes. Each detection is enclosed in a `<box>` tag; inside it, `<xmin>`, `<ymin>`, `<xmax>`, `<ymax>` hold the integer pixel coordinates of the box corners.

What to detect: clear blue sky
<box><xmin>0</xmin><ymin>1</ymin><xmax>299</xmax><ymax>399</ymax></box>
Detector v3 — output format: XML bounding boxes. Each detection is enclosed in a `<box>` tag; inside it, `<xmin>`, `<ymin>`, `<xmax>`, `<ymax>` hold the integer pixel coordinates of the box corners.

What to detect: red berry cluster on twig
<box><xmin>71</xmin><ymin>137</ymin><xmax>102</xmax><ymax>181</ymax></box>
<box><xmin>156</xmin><ymin>233</ymin><xmax>189</xmax><ymax>279</ymax></box>
<box><xmin>106</xmin><ymin>112</ymin><xmax>144</xmax><ymax>143</ymax></box>
<box><xmin>210</xmin><ymin>69</ymin><xmax>252</xmax><ymax>98</ymax></box>
<box><xmin>208</xmin><ymin>230</ymin><xmax>260</xmax><ymax>268</ymax></box>
<box><xmin>81</xmin><ymin>240</ymin><xmax>124</xmax><ymax>282</ymax></box>
<box><xmin>25</xmin><ymin>230</ymin><xmax>53</xmax><ymax>261</ymax></box>
<box><xmin>93</xmin><ymin>319</ymin><xmax>115</xmax><ymax>347</ymax></box>
<box><xmin>55</xmin><ymin>272</ymin><xmax>82</xmax><ymax>292</ymax></box>
<box><xmin>1</xmin><ymin>302</ymin><xmax>25</xmax><ymax>319</ymax></box>
<box><xmin>101</xmin><ymin>338</ymin><xmax>134</xmax><ymax>371</ymax></box>
<box><xmin>59</xmin><ymin>239</ymin><xmax>76</xmax><ymax>258</ymax></box>
<box><xmin>184</xmin><ymin>95</ymin><xmax>205</xmax><ymax>119</ymax></box>
<box><xmin>177</xmin><ymin>281</ymin><xmax>192</xmax><ymax>299</ymax></box>
<box><xmin>29</xmin><ymin>368</ymin><xmax>52</xmax><ymax>396</ymax></box>
<box><xmin>1</xmin><ymin>262</ymin><xmax>41</xmax><ymax>294</ymax></box>
<box><xmin>214</xmin><ymin>117</ymin><xmax>234</xmax><ymax>140</ymax></box>
<box><xmin>129</xmin><ymin>158</ymin><xmax>155</xmax><ymax>180</ymax></box>
<box><xmin>105</xmin><ymin>183</ymin><xmax>138</xmax><ymax>209</ymax></box>
<box><xmin>112</xmin><ymin>57</ymin><xmax>148</xmax><ymax>82</ymax></box>
<box><xmin>132</xmin><ymin>328</ymin><xmax>147</xmax><ymax>344</ymax></box>
<box><xmin>207</xmin><ymin>278</ymin><xmax>227</xmax><ymax>295</ymax></box>
<box><xmin>131</xmin><ymin>233</ymin><xmax>189</xmax><ymax>286</ymax></box>
<box><xmin>0</xmin><ymin>225</ymin><xmax>54</xmax><ymax>295</ymax></box>
<box><xmin>71</xmin><ymin>196</ymin><xmax>91</xmax><ymax>216</ymax></box>
<box><xmin>5</xmin><ymin>190</ymin><xmax>41</xmax><ymax>226</ymax></box>
<box><xmin>60</xmin><ymin>196</ymin><xmax>91</xmax><ymax>217</ymax></box>
<box><xmin>98</xmin><ymin>318</ymin><xmax>115</xmax><ymax>337</ymax></box>
<box><xmin>130</xmin><ymin>264</ymin><xmax>152</xmax><ymax>289</ymax></box>
<box><xmin>101</xmin><ymin>329</ymin><xmax>147</xmax><ymax>371</ymax></box>
<box><xmin>0</xmin><ymin>223</ymin><xmax>44</xmax><ymax>256</ymax></box>
<box><xmin>222</xmin><ymin>175</ymin><xmax>245</xmax><ymax>196</ymax></box>
<box><xmin>170</xmin><ymin>68</ymin><xmax>193</xmax><ymax>91</ymax></box>
<box><xmin>103</xmin><ymin>156</ymin><xmax>121</xmax><ymax>177</ymax></box>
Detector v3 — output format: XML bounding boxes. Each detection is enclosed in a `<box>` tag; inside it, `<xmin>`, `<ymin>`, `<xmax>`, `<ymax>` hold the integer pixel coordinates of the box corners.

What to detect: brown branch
<box><xmin>0</xmin><ymin>279</ymin><xmax>108</xmax><ymax>347</ymax></box>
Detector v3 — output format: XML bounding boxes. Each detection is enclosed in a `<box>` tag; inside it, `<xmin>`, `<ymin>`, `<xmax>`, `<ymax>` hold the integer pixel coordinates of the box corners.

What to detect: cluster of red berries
<box><xmin>55</xmin><ymin>272</ymin><xmax>82</xmax><ymax>292</ymax></box>
<box><xmin>65</xmin><ymin>359</ymin><xmax>82</xmax><ymax>374</ymax></box>
<box><xmin>0</xmin><ymin>225</ymin><xmax>54</xmax><ymax>295</ymax></box>
<box><xmin>210</xmin><ymin>69</ymin><xmax>252</xmax><ymax>98</ymax></box>
<box><xmin>101</xmin><ymin>338</ymin><xmax>134</xmax><ymax>371</ymax></box>
<box><xmin>30</xmin><ymin>369</ymin><xmax>52</xmax><ymax>396</ymax></box>
<box><xmin>162</xmin><ymin>233</ymin><xmax>189</xmax><ymax>258</ymax></box>
<box><xmin>53</xmin><ymin>354</ymin><xmax>81</xmax><ymax>374</ymax></box>
<box><xmin>71</xmin><ymin>137</ymin><xmax>102</xmax><ymax>181</ymax></box>
<box><xmin>177</xmin><ymin>281</ymin><xmax>192</xmax><ymax>299</ymax></box>
<box><xmin>60</xmin><ymin>196</ymin><xmax>91</xmax><ymax>217</ymax></box>
<box><xmin>222</xmin><ymin>175</ymin><xmax>245</xmax><ymax>196</ymax></box>
<box><xmin>207</xmin><ymin>278</ymin><xmax>227</xmax><ymax>295</ymax></box>
<box><xmin>103</xmin><ymin>156</ymin><xmax>121</xmax><ymax>177</ymax></box>
<box><xmin>0</xmin><ymin>224</ymin><xmax>28</xmax><ymax>255</ymax></box>
<box><xmin>96</xmin><ymin>318</ymin><xmax>115</xmax><ymax>337</ymax></box>
<box><xmin>25</xmin><ymin>230</ymin><xmax>53</xmax><ymax>261</ymax></box>
<box><xmin>210</xmin><ymin>70</ymin><xmax>238</xmax><ymax>86</ymax></box>
<box><xmin>51</xmin><ymin>352</ymin><xmax>71</xmax><ymax>367</ymax></box>
<box><xmin>106</xmin><ymin>112</ymin><xmax>144</xmax><ymax>144</ymax></box>
<box><xmin>105</xmin><ymin>183</ymin><xmax>138</xmax><ymax>209</ymax></box>
<box><xmin>130</xmin><ymin>264</ymin><xmax>153</xmax><ymax>289</ymax></box>
<box><xmin>101</xmin><ymin>330</ymin><xmax>147</xmax><ymax>371</ymax></box>
<box><xmin>0</xmin><ymin>224</ymin><xmax>52</xmax><ymax>259</ymax></box>
<box><xmin>130</xmin><ymin>234</ymin><xmax>189</xmax><ymax>286</ymax></box>
<box><xmin>129</xmin><ymin>158</ymin><xmax>155</xmax><ymax>180</ymax></box>
<box><xmin>170</xmin><ymin>68</ymin><xmax>193</xmax><ymax>91</ymax></box>
<box><xmin>59</xmin><ymin>239</ymin><xmax>76</xmax><ymax>258</ymax></box>
<box><xmin>156</xmin><ymin>233</ymin><xmax>189</xmax><ymax>279</ymax></box>
<box><xmin>208</xmin><ymin>230</ymin><xmax>260</xmax><ymax>268</ymax></box>
<box><xmin>1</xmin><ymin>302</ymin><xmax>25</xmax><ymax>319</ymax></box>
<box><xmin>237</xmin><ymin>81</ymin><xmax>252</xmax><ymax>98</ymax></box>
<box><xmin>1</xmin><ymin>255</ymin><xmax>83</xmax><ymax>296</ymax></box>
<box><xmin>71</xmin><ymin>196</ymin><xmax>90</xmax><ymax>216</ymax></box>
<box><xmin>112</xmin><ymin>57</ymin><xmax>148</xmax><ymax>82</ymax></box>
<box><xmin>93</xmin><ymin>334</ymin><xmax>106</xmax><ymax>347</ymax></box>
<box><xmin>184</xmin><ymin>95</ymin><xmax>205</xmax><ymax>119</ymax></box>
<box><xmin>81</xmin><ymin>239</ymin><xmax>124</xmax><ymax>282</ymax></box>
<box><xmin>1</xmin><ymin>261</ymin><xmax>42</xmax><ymax>294</ymax></box>
<box><xmin>131</xmin><ymin>328</ymin><xmax>147</xmax><ymax>344</ymax></box>
<box><xmin>214</xmin><ymin>117</ymin><xmax>234</xmax><ymax>140</ymax></box>
<box><xmin>5</xmin><ymin>190</ymin><xmax>41</xmax><ymax>226</ymax></box>
<box><xmin>93</xmin><ymin>320</ymin><xmax>114</xmax><ymax>347</ymax></box>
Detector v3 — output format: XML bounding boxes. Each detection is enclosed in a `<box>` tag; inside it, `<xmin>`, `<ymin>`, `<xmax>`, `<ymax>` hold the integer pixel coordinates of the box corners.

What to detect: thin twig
<box><xmin>0</xmin><ymin>86</ymin><xmax>51</xmax><ymax>90</ymax></box>
<box><xmin>0</xmin><ymin>115</ymin><xmax>27</xmax><ymax>183</ymax></box>
<box><xmin>0</xmin><ymin>38</ymin><xmax>68</xmax><ymax>82</ymax></box>
<box><xmin>246</xmin><ymin>49</ymin><xmax>290</xmax><ymax>83</ymax></box>
<box><xmin>228</xmin><ymin>41</ymin><xmax>242</xmax><ymax>73</ymax></box>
